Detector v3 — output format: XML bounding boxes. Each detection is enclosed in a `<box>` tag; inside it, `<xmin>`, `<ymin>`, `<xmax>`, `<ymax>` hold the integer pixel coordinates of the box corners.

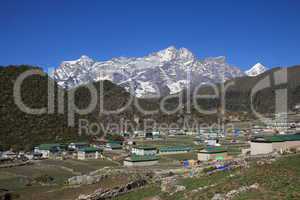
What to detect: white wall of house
<box><xmin>77</xmin><ymin>151</ymin><xmax>99</xmax><ymax>160</ymax></box>
<box><xmin>77</xmin><ymin>151</ymin><xmax>85</xmax><ymax>160</ymax></box>
<box><xmin>68</xmin><ymin>143</ymin><xmax>76</xmax><ymax>150</ymax></box>
<box><xmin>250</xmin><ymin>142</ymin><xmax>273</xmax><ymax>155</ymax></box>
<box><xmin>197</xmin><ymin>153</ymin><xmax>210</xmax><ymax>161</ymax></box>
<box><xmin>132</xmin><ymin>148</ymin><xmax>156</xmax><ymax>156</ymax></box>
<box><xmin>2</xmin><ymin>151</ymin><xmax>17</xmax><ymax>159</ymax></box>
<box><xmin>251</xmin><ymin>141</ymin><xmax>300</xmax><ymax>155</ymax></box>
<box><xmin>34</xmin><ymin>149</ymin><xmax>50</xmax><ymax>158</ymax></box>
<box><xmin>207</xmin><ymin>140</ymin><xmax>217</xmax><ymax>146</ymax></box>
<box><xmin>124</xmin><ymin>160</ymin><xmax>158</xmax><ymax>167</ymax></box>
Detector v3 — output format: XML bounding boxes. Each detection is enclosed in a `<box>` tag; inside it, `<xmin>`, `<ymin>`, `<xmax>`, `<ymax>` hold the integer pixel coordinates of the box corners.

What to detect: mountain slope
<box><xmin>217</xmin><ymin>65</ymin><xmax>300</xmax><ymax>113</ymax></box>
<box><xmin>2</xmin><ymin>64</ymin><xmax>300</xmax><ymax>150</ymax></box>
<box><xmin>0</xmin><ymin>66</ymin><xmax>136</xmax><ymax>150</ymax></box>
<box><xmin>0</xmin><ymin>66</ymin><xmax>78</xmax><ymax>150</ymax></box>
<box><xmin>53</xmin><ymin>46</ymin><xmax>245</xmax><ymax>97</ymax></box>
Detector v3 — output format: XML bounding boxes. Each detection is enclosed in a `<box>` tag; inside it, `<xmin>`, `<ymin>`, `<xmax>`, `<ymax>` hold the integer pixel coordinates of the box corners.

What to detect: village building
<box><xmin>168</xmin><ymin>128</ymin><xmax>185</xmax><ymax>135</ymax></box>
<box><xmin>145</xmin><ymin>132</ymin><xmax>154</xmax><ymax>140</ymax></box>
<box><xmin>68</xmin><ymin>142</ymin><xmax>89</xmax><ymax>151</ymax></box>
<box><xmin>125</xmin><ymin>140</ymin><xmax>136</xmax><ymax>146</ymax></box>
<box><xmin>24</xmin><ymin>152</ymin><xmax>43</xmax><ymax>160</ymax></box>
<box><xmin>105</xmin><ymin>141</ymin><xmax>123</xmax><ymax>150</ymax></box>
<box><xmin>91</xmin><ymin>138</ymin><xmax>108</xmax><ymax>148</ymax></box>
<box><xmin>142</xmin><ymin>131</ymin><xmax>162</xmax><ymax>139</ymax></box>
<box><xmin>199</xmin><ymin>128</ymin><xmax>220</xmax><ymax>138</ymax></box>
<box><xmin>250</xmin><ymin>134</ymin><xmax>300</xmax><ymax>155</ymax></box>
<box><xmin>152</xmin><ymin>131</ymin><xmax>161</xmax><ymax>137</ymax></box>
<box><xmin>124</xmin><ymin>146</ymin><xmax>159</xmax><ymax>166</ymax></box>
<box><xmin>194</xmin><ymin>138</ymin><xmax>205</xmax><ymax>145</ymax></box>
<box><xmin>77</xmin><ymin>147</ymin><xmax>101</xmax><ymax>160</ymax></box>
<box><xmin>131</xmin><ymin>146</ymin><xmax>157</xmax><ymax>156</ymax></box>
<box><xmin>34</xmin><ymin>144</ymin><xmax>63</xmax><ymax>158</ymax></box>
<box><xmin>159</xmin><ymin>146</ymin><xmax>192</xmax><ymax>155</ymax></box>
<box><xmin>134</xmin><ymin>130</ymin><xmax>145</xmax><ymax>138</ymax></box>
<box><xmin>120</xmin><ymin>132</ymin><xmax>130</xmax><ymax>137</ymax></box>
<box><xmin>123</xmin><ymin>140</ymin><xmax>136</xmax><ymax>150</ymax></box>
<box><xmin>293</xmin><ymin>104</ymin><xmax>300</xmax><ymax>112</ymax></box>
<box><xmin>123</xmin><ymin>155</ymin><xmax>159</xmax><ymax>166</ymax></box>
<box><xmin>185</xmin><ymin>130</ymin><xmax>198</xmax><ymax>136</ymax></box>
<box><xmin>197</xmin><ymin>147</ymin><xmax>228</xmax><ymax>161</ymax></box>
<box><xmin>1</xmin><ymin>151</ymin><xmax>17</xmax><ymax>160</ymax></box>
<box><xmin>205</xmin><ymin>138</ymin><xmax>220</xmax><ymax>146</ymax></box>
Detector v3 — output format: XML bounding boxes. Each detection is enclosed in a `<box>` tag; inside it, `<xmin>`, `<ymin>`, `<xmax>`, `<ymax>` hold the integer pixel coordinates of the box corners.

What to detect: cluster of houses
<box><xmin>0</xmin><ymin>150</ymin><xmax>17</xmax><ymax>160</ymax></box>
<box><xmin>252</xmin><ymin>113</ymin><xmax>300</xmax><ymax>135</ymax></box>
<box><xmin>133</xmin><ymin>129</ymin><xmax>200</xmax><ymax>139</ymax></box>
<box><xmin>0</xmin><ymin>150</ymin><xmax>48</xmax><ymax>162</ymax></box>
<box><xmin>248</xmin><ymin>114</ymin><xmax>300</xmax><ymax>155</ymax></box>
<box><xmin>123</xmin><ymin>145</ymin><xmax>193</xmax><ymax>166</ymax></box>
<box><xmin>4</xmin><ymin>123</ymin><xmax>300</xmax><ymax>168</ymax></box>
<box><xmin>30</xmin><ymin>139</ymin><xmax>198</xmax><ymax>166</ymax></box>
<box><xmin>122</xmin><ymin>143</ymin><xmax>233</xmax><ymax>166</ymax></box>
<box><xmin>32</xmin><ymin>140</ymin><xmax>128</xmax><ymax>160</ymax></box>
<box><xmin>33</xmin><ymin>142</ymin><xmax>102</xmax><ymax>160</ymax></box>
<box><xmin>193</xmin><ymin>128</ymin><xmax>224</xmax><ymax>147</ymax></box>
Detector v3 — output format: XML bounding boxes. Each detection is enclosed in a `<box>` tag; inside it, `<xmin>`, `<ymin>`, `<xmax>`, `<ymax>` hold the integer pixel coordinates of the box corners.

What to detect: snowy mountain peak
<box><xmin>155</xmin><ymin>46</ymin><xmax>180</xmax><ymax>61</ymax></box>
<box><xmin>178</xmin><ymin>47</ymin><xmax>195</xmax><ymax>60</ymax></box>
<box><xmin>153</xmin><ymin>46</ymin><xmax>195</xmax><ymax>62</ymax></box>
<box><xmin>245</xmin><ymin>63</ymin><xmax>267</xmax><ymax>76</ymax></box>
<box><xmin>61</xmin><ymin>55</ymin><xmax>94</xmax><ymax>67</ymax></box>
<box><xmin>53</xmin><ymin>47</ymin><xmax>245</xmax><ymax>97</ymax></box>
<box><xmin>80</xmin><ymin>55</ymin><xmax>93</xmax><ymax>60</ymax></box>
<box><xmin>165</xmin><ymin>45</ymin><xmax>176</xmax><ymax>51</ymax></box>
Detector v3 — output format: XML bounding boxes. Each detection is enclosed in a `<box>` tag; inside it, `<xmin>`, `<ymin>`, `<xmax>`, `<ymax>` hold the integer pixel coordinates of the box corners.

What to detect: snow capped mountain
<box><xmin>245</xmin><ymin>63</ymin><xmax>267</xmax><ymax>76</ymax></box>
<box><xmin>52</xmin><ymin>46</ymin><xmax>245</xmax><ymax>97</ymax></box>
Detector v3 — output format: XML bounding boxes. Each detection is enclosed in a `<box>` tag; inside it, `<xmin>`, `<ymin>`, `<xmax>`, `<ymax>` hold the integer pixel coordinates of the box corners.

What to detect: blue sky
<box><xmin>0</xmin><ymin>0</ymin><xmax>299</xmax><ymax>71</ymax></box>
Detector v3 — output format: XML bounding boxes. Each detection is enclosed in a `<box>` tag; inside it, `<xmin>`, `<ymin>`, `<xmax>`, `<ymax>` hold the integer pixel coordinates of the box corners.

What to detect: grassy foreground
<box><xmin>117</xmin><ymin>154</ymin><xmax>300</xmax><ymax>200</ymax></box>
<box><xmin>0</xmin><ymin>159</ymin><xmax>119</xmax><ymax>200</ymax></box>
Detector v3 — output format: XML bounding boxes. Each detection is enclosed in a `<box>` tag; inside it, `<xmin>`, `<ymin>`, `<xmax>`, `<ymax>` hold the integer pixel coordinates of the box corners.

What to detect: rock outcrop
<box><xmin>76</xmin><ymin>179</ymin><xmax>148</xmax><ymax>200</ymax></box>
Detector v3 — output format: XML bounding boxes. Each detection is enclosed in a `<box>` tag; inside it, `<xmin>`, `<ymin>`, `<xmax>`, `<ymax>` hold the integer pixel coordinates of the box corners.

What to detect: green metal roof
<box><xmin>159</xmin><ymin>146</ymin><xmax>192</xmax><ymax>152</ymax></box>
<box><xmin>78</xmin><ymin>147</ymin><xmax>99</xmax><ymax>153</ymax></box>
<box><xmin>252</xmin><ymin>134</ymin><xmax>300</xmax><ymax>143</ymax></box>
<box><xmin>126</xmin><ymin>155</ymin><xmax>159</xmax><ymax>162</ymax></box>
<box><xmin>37</xmin><ymin>144</ymin><xmax>62</xmax><ymax>151</ymax></box>
<box><xmin>134</xmin><ymin>145</ymin><xmax>157</xmax><ymax>150</ymax></box>
<box><xmin>199</xmin><ymin>147</ymin><xmax>227</xmax><ymax>154</ymax></box>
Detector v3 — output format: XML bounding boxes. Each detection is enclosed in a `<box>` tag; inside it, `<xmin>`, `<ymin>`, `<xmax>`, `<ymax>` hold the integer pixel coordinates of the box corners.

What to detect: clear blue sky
<box><xmin>0</xmin><ymin>0</ymin><xmax>299</xmax><ymax>71</ymax></box>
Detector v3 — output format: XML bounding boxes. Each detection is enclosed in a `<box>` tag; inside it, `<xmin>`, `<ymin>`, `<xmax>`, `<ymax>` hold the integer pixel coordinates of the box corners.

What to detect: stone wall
<box><xmin>76</xmin><ymin>179</ymin><xmax>148</xmax><ymax>200</ymax></box>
